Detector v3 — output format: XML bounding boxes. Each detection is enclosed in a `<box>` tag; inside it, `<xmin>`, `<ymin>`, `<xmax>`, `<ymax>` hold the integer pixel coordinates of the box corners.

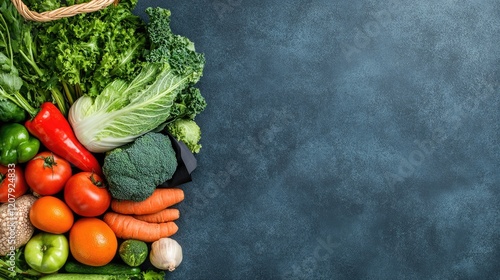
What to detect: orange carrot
<box><xmin>103</xmin><ymin>212</ymin><xmax>178</xmax><ymax>242</ymax></box>
<box><xmin>111</xmin><ymin>188</ymin><xmax>184</xmax><ymax>215</ymax></box>
<box><xmin>133</xmin><ymin>208</ymin><xmax>180</xmax><ymax>223</ymax></box>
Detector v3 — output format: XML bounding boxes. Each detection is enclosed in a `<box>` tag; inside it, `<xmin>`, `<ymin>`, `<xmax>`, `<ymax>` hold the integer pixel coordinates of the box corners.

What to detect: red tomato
<box><xmin>64</xmin><ymin>172</ymin><xmax>111</xmax><ymax>217</ymax></box>
<box><xmin>0</xmin><ymin>165</ymin><xmax>28</xmax><ymax>203</ymax></box>
<box><xmin>25</xmin><ymin>152</ymin><xmax>72</xmax><ymax>195</ymax></box>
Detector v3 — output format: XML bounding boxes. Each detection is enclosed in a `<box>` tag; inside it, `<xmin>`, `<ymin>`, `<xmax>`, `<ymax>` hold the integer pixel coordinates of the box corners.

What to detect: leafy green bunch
<box><xmin>0</xmin><ymin>0</ymin><xmax>52</xmax><ymax>115</ymax></box>
<box><xmin>26</xmin><ymin>0</ymin><xmax>147</xmax><ymax>100</ymax></box>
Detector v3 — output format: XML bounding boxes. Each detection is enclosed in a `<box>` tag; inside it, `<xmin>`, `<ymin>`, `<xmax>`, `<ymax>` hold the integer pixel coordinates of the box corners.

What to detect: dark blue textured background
<box><xmin>134</xmin><ymin>0</ymin><xmax>500</xmax><ymax>279</ymax></box>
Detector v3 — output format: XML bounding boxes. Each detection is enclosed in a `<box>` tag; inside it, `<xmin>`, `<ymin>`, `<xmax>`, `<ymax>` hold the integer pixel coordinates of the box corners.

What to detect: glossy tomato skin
<box><xmin>0</xmin><ymin>165</ymin><xmax>28</xmax><ymax>203</ymax></box>
<box><xmin>64</xmin><ymin>172</ymin><xmax>111</xmax><ymax>217</ymax></box>
<box><xmin>25</xmin><ymin>151</ymin><xmax>72</xmax><ymax>195</ymax></box>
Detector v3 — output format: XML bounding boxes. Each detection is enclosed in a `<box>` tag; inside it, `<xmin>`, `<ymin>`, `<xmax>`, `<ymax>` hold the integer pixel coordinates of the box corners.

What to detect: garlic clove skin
<box><xmin>150</xmin><ymin>237</ymin><xmax>183</xmax><ymax>271</ymax></box>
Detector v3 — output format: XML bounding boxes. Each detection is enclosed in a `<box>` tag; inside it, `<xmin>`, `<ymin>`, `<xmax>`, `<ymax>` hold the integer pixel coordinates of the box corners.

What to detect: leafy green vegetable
<box><xmin>167</xmin><ymin>118</ymin><xmax>203</xmax><ymax>153</ymax></box>
<box><xmin>102</xmin><ymin>132</ymin><xmax>178</xmax><ymax>201</ymax></box>
<box><xmin>0</xmin><ymin>98</ymin><xmax>26</xmax><ymax>122</ymax></box>
<box><xmin>0</xmin><ymin>11</ymin><xmax>39</xmax><ymax>118</ymax></box>
<box><xmin>69</xmin><ymin>63</ymin><xmax>180</xmax><ymax>152</ymax></box>
<box><xmin>0</xmin><ymin>0</ymin><xmax>65</xmax><ymax>115</ymax></box>
<box><xmin>69</xmin><ymin>7</ymin><xmax>205</xmax><ymax>153</ymax></box>
<box><xmin>0</xmin><ymin>52</ymin><xmax>22</xmax><ymax>94</ymax></box>
<box><xmin>168</xmin><ymin>85</ymin><xmax>207</xmax><ymax>122</ymax></box>
<box><xmin>144</xmin><ymin>7</ymin><xmax>205</xmax><ymax>75</ymax></box>
<box><xmin>25</xmin><ymin>0</ymin><xmax>147</xmax><ymax>100</ymax></box>
<box><xmin>0</xmin><ymin>248</ymin><xmax>42</xmax><ymax>279</ymax></box>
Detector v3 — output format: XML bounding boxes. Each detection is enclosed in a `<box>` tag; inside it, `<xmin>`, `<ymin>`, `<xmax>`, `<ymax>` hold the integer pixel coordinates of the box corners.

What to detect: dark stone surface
<box><xmin>134</xmin><ymin>0</ymin><xmax>500</xmax><ymax>279</ymax></box>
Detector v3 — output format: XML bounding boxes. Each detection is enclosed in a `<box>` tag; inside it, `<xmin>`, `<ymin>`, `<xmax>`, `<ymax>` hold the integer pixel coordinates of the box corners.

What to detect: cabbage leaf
<box><xmin>69</xmin><ymin>62</ymin><xmax>201</xmax><ymax>152</ymax></box>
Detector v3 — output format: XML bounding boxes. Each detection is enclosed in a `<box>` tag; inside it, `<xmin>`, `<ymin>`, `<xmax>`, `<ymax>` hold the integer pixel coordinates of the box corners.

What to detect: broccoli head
<box><xmin>103</xmin><ymin>132</ymin><xmax>178</xmax><ymax>201</ymax></box>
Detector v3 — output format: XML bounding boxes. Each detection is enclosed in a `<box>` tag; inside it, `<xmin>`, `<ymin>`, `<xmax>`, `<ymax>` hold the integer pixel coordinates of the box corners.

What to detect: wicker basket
<box><xmin>10</xmin><ymin>0</ymin><xmax>116</xmax><ymax>22</ymax></box>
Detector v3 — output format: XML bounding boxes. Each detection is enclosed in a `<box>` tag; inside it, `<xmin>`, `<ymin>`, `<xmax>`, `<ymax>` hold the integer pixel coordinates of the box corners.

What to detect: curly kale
<box><xmin>145</xmin><ymin>7</ymin><xmax>205</xmax><ymax>80</ymax></box>
<box><xmin>144</xmin><ymin>7</ymin><xmax>207</xmax><ymax>136</ymax></box>
<box><xmin>168</xmin><ymin>85</ymin><xmax>207</xmax><ymax>121</ymax></box>
<box><xmin>103</xmin><ymin>132</ymin><xmax>178</xmax><ymax>202</ymax></box>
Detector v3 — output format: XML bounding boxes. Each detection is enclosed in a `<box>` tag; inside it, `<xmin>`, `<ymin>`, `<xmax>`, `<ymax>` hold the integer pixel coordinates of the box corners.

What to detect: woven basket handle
<box><xmin>10</xmin><ymin>0</ymin><xmax>116</xmax><ymax>22</ymax></box>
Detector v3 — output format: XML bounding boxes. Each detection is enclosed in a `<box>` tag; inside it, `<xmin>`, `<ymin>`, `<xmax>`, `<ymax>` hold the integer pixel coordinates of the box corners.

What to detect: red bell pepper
<box><xmin>25</xmin><ymin>102</ymin><xmax>103</xmax><ymax>176</ymax></box>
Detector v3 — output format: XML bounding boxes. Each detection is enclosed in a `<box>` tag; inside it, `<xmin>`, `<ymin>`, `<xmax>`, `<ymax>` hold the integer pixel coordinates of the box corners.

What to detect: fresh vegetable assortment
<box><xmin>0</xmin><ymin>0</ymin><xmax>206</xmax><ymax>278</ymax></box>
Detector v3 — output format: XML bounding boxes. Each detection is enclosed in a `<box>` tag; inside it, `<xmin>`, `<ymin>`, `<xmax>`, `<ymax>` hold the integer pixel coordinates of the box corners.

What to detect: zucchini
<box><xmin>64</xmin><ymin>261</ymin><xmax>141</xmax><ymax>275</ymax></box>
<box><xmin>39</xmin><ymin>274</ymin><xmax>132</xmax><ymax>280</ymax></box>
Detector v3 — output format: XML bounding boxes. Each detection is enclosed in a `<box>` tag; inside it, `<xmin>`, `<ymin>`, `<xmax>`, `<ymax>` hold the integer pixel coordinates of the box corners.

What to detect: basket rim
<box><xmin>10</xmin><ymin>0</ymin><xmax>116</xmax><ymax>22</ymax></box>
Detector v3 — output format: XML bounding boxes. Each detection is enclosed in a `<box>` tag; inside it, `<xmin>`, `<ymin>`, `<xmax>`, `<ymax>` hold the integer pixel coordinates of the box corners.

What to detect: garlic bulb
<box><xmin>150</xmin><ymin>238</ymin><xmax>183</xmax><ymax>271</ymax></box>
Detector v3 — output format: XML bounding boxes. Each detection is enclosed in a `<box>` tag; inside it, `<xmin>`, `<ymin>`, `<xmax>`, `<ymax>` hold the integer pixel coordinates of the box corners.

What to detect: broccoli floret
<box><xmin>103</xmin><ymin>132</ymin><xmax>178</xmax><ymax>201</ymax></box>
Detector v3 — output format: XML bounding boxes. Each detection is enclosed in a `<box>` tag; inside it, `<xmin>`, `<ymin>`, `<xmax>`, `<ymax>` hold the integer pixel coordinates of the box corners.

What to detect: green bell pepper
<box><xmin>0</xmin><ymin>123</ymin><xmax>40</xmax><ymax>166</ymax></box>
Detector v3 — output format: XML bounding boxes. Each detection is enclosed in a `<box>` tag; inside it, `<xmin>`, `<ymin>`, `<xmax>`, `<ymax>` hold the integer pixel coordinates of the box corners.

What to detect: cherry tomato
<box><xmin>0</xmin><ymin>165</ymin><xmax>28</xmax><ymax>203</ymax></box>
<box><xmin>25</xmin><ymin>151</ymin><xmax>72</xmax><ymax>195</ymax></box>
<box><xmin>64</xmin><ymin>172</ymin><xmax>111</xmax><ymax>217</ymax></box>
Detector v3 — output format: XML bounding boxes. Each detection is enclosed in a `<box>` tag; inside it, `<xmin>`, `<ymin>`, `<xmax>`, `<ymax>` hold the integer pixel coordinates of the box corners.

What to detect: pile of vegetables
<box><xmin>0</xmin><ymin>0</ymin><xmax>206</xmax><ymax>278</ymax></box>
